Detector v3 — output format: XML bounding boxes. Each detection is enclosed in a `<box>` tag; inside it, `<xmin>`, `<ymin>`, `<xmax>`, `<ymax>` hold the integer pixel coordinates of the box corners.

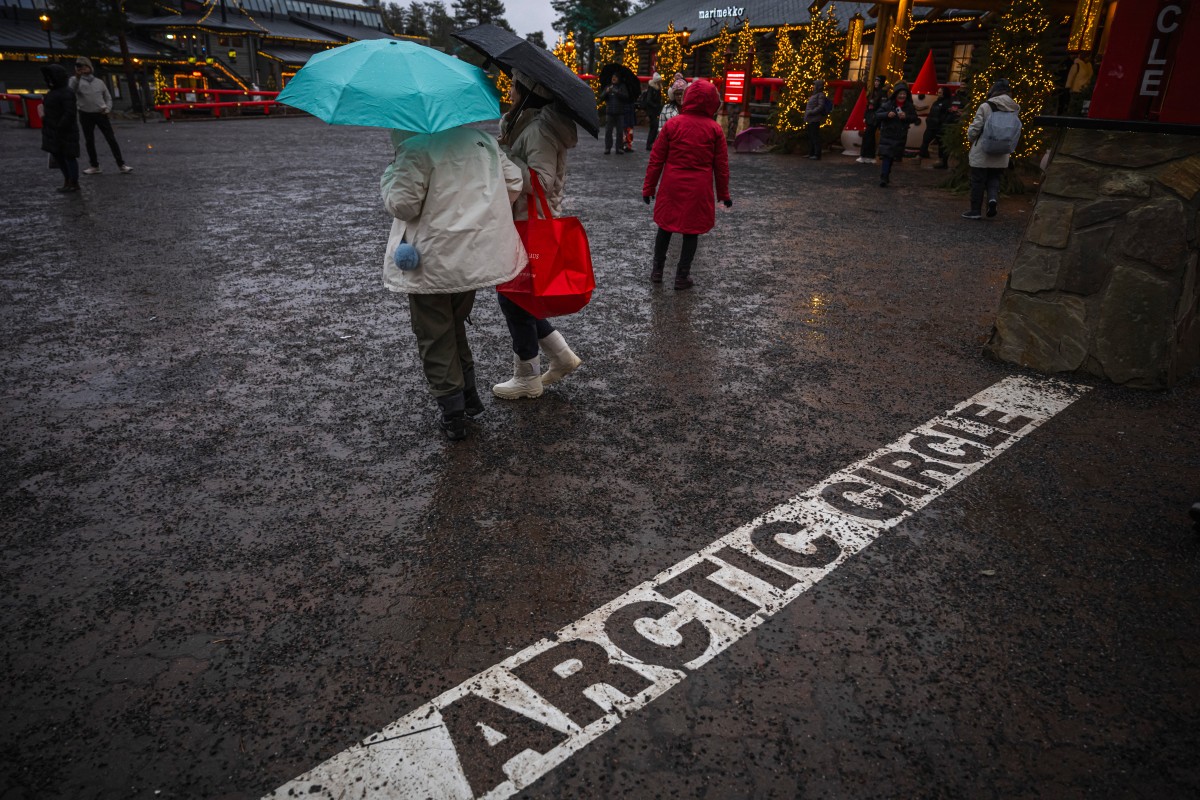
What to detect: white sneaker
<box><xmin>119</xmin><ymin>164</ymin><xmax>133</xmax><ymax>174</ymax></box>
<box><xmin>492</xmin><ymin>354</ymin><xmax>543</xmax><ymax>399</ymax></box>
<box><xmin>82</xmin><ymin>166</ymin><xmax>101</xmax><ymax>175</ymax></box>
<box><xmin>855</xmin><ymin>157</ymin><xmax>867</xmax><ymax>164</ymax></box>
<box><xmin>538</xmin><ymin>331</ymin><xmax>581</xmax><ymax>386</ymax></box>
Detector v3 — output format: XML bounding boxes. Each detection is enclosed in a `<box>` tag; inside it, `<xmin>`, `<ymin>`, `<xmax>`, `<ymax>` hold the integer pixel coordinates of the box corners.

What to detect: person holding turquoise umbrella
<box><xmin>279</xmin><ymin>39</ymin><xmax>527</xmax><ymax>440</ymax></box>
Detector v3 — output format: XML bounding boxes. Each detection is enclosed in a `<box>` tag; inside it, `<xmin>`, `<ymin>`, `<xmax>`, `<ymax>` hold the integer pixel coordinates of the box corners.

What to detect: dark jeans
<box><xmin>55</xmin><ymin>155</ymin><xmax>79</xmax><ymax>183</ymax></box>
<box><xmin>646</xmin><ymin>114</ymin><xmax>660</xmax><ymax>150</ymax></box>
<box><xmin>604</xmin><ymin>114</ymin><xmax>624</xmax><ymax>153</ymax></box>
<box><xmin>654</xmin><ymin>227</ymin><xmax>698</xmax><ymax>268</ymax></box>
<box><xmin>861</xmin><ymin>122</ymin><xmax>878</xmax><ymax>159</ymax></box>
<box><xmin>969</xmin><ymin>167</ymin><xmax>1003</xmax><ymax>212</ymax></box>
<box><xmin>880</xmin><ymin>155</ymin><xmax>896</xmax><ymax>179</ymax></box>
<box><xmin>806</xmin><ymin>120</ymin><xmax>823</xmax><ymax>158</ymax></box>
<box><xmin>497</xmin><ymin>292</ymin><xmax>554</xmax><ymax>361</ymax></box>
<box><xmin>919</xmin><ymin>125</ymin><xmax>944</xmax><ymax>160</ymax></box>
<box><xmin>80</xmin><ymin>111</ymin><xmax>124</xmax><ymax>167</ymax></box>
<box><xmin>408</xmin><ymin>291</ymin><xmax>476</xmax><ymax>398</ymax></box>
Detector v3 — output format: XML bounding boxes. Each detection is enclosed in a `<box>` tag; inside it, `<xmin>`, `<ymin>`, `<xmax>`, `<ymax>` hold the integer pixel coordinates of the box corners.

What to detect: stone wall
<box><xmin>985</xmin><ymin>128</ymin><xmax>1200</xmax><ymax>389</ymax></box>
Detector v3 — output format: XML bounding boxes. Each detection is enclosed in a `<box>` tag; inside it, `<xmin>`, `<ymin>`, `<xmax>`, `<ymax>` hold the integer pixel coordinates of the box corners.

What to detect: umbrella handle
<box><xmin>528</xmin><ymin>171</ymin><xmax>553</xmax><ymax>220</ymax></box>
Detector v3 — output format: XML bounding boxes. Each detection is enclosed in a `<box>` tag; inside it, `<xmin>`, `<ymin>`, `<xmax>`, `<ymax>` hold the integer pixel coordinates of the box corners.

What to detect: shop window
<box><xmin>949</xmin><ymin>43</ymin><xmax>974</xmax><ymax>83</ymax></box>
<box><xmin>847</xmin><ymin>44</ymin><xmax>871</xmax><ymax>82</ymax></box>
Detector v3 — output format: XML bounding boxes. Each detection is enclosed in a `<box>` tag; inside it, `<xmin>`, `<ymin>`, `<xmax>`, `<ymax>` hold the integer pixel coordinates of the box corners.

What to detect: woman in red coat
<box><xmin>642</xmin><ymin>79</ymin><xmax>732</xmax><ymax>290</ymax></box>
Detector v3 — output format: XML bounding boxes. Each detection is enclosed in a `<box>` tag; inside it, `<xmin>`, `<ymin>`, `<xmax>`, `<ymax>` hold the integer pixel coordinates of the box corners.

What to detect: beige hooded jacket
<box><xmin>500</xmin><ymin>104</ymin><xmax>578</xmax><ymax>221</ymax></box>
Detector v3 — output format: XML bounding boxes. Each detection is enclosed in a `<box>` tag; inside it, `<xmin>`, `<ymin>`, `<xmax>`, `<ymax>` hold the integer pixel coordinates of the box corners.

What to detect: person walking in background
<box><xmin>70</xmin><ymin>57</ymin><xmax>132</xmax><ymax>175</ymax></box>
<box><xmin>640</xmin><ymin>73</ymin><xmax>664</xmax><ymax>151</ymax></box>
<box><xmin>492</xmin><ymin>71</ymin><xmax>583</xmax><ymax>400</ymax></box>
<box><xmin>875</xmin><ymin>82</ymin><xmax>921</xmax><ymax>188</ymax></box>
<box><xmin>600</xmin><ymin>72</ymin><xmax>630</xmax><ymax>154</ymax></box>
<box><xmin>623</xmin><ymin>97</ymin><xmax>637</xmax><ymax>153</ymax></box>
<box><xmin>919</xmin><ymin>86</ymin><xmax>957</xmax><ymax>168</ymax></box>
<box><xmin>380</xmin><ymin>126</ymin><xmax>526</xmax><ymax>441</ymax></box>
<box><xmin>804</xmin><ymin>78</ymin><xmax>831</xmax><ymax>160</ymax></box>
<box><xmin>41</xmin><ymin>65</ymin><xmax>80</xmax><ymax>193</ymax></box>
<box><xmin>962</xmin><ymin>79</ymin><xmax>1021</xmax><ymax>220</ymax></box>
<box><xmin>857</xmin><ymin>75</ymin><xmax>888</xmax><ymax>164</ymax></box>
<box><xmin>642</xmin><ymin>80</ymin><xmax>731</xmax><ymax>291</ymax></box>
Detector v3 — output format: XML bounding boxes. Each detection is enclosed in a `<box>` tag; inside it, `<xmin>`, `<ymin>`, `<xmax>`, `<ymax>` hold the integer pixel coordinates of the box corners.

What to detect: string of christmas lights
<box><xmin>734</xmin><ymin>20</ymin><xmax>762</xmax><ymax>77</ymax></box>
<box><xmin>656</xmin><ymin>23</ymin><xmax>684</xmax><ymax>80</ymax></box>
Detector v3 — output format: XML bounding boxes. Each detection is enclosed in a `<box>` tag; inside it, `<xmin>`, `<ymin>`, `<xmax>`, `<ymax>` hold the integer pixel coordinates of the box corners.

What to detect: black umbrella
<box><xmin>598</xmin><ymin>63</ymin><xmax>642</xmax><ymax>110</ymax></box>
<box><xmin>452</xmin><ymin>24</ymin><xmax>600</xmax><ymax>138</ymax></box>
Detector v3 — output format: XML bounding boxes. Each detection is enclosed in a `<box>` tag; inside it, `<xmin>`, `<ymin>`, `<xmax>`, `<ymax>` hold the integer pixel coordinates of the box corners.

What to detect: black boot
<box><xmin>462</xmin><ymin>368</ymin><xmax>484</xmax><ymax>418</ymax></box>
<box><xmin>673</xmin><ymin>262</ymin><xmax>693</xmax><ymax>291</ymax></box>
<box><xmin>436</xmin><ymin>392</ymin><xmax>468</xmax><ymax>441</ymax></box>
<box><xmin>650</xmin><ymin>258</ymin><xmax>665</xmax><ymax>284</ymax></box>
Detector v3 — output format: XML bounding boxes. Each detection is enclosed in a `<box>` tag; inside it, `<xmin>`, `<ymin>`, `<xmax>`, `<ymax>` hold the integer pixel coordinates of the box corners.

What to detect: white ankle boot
<box><xmin>492</xmin><ymin>354</ymin><xmax>543</xmax><ymax>399</ymax></box>
<box><xmin>539</xmin><ymin>331</ymin><xmax>582</xmax><ymax>386</ymax></box>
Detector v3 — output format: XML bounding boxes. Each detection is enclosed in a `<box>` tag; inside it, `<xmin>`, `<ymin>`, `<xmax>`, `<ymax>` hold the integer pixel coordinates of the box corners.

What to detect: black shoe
<box><xmin>674</xmin><ymin>266</ymin><xmax>693</xmax><ymax>290</ymax></box>
<box><xmin>651</xmin><ymin>260</ymin><xmax>665</xmax><ymax>284</ymax></box>
<box><xmin>962</xmin><ymin>210</ymin><xmax>983</xmax><ymax>220</ymax></box>
<box><xmin>987</xmin><ymin>200</ymin><xmax>998</xmax><ymax>218</ymax></box>
<box><xmin>879</xmin><ymin>178</ymin><xmax>889</xmax><ymax>188</ymax></box>
<box><xmin>933</xmin><ymin>162</ymin><xmax>949</xmax><ymax>169</ymax></box>
<box><xmin>463</xmin><ymin>386</ymin><xmax>485</xmax><ymax>418</ymax></box>
<box><xmin>604</xmin><ymin>150</ymin><xmax>611</xmax><ymax>155</ymax></box>
<box><xmin>436</xmin><ymin>392</ymin><xmax>468</xmax><ymax>441</ymax></box>
<box><xmin>615</xmin><ymin>149</ymin><xmax>624</xmax><ymax>155</ymax></box>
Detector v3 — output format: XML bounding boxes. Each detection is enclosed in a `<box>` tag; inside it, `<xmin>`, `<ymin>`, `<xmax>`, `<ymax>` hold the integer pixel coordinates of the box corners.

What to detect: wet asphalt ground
<box><xmin>1</xmin><ymin>114</ymin><xmax>1199</xmax><ymax>800</ymax></box>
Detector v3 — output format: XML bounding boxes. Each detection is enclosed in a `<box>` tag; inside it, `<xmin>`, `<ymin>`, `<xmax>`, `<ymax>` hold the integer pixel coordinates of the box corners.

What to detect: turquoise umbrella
<box><xmin>277</xmin><ymin>39</ymin><xmax>500</xmax><ymax>133</ymax></box>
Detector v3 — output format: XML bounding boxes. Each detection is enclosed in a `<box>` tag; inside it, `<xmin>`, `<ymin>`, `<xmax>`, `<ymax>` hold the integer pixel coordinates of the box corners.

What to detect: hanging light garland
<box><xmin>709</xmin><ymin>24</ymin><xmax>733</xmax><ymax>80</ymax></box>
<box><xmin>1067</xmin><ymin>0</ymin><xmax>1104</xmax><ymax>52</ymax></box>
<box><xmin>844</xmin><ymin>13</ymin><xmax>864</xmax><ymax>61</ymax></box>
<box><xmin>734</xmin><ymin>19</ymin><xmax>762</xmax><ymax>77</ymax></box>
<box><xmin>886</xmin><ymin>3</ymin><xmax>913</xmax><ymax>83</ymax></box>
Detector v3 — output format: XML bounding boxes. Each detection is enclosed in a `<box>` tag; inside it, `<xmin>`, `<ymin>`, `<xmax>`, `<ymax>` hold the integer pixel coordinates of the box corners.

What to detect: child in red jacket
<box><xmin>642</xmin><ymin>80</ymin><xmax>732</xmax><ymax>290</ymax></box>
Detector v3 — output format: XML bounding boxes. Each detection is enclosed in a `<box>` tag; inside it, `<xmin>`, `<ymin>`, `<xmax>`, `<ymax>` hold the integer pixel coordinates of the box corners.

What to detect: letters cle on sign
<box><xmin>268</xmin><ymin>376</ymin><xmax>1086</xmax><ymax>800</ymax></box>
<box><xmin>724</xmin><ymin>70</ymin><xmax>746</xmax><ymax>104</ymax></box>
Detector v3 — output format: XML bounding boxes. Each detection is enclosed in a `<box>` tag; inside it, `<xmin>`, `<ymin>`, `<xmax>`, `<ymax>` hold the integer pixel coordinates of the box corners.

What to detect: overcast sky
<box><xmin>505</xmin><ymin>0</ymin><xmax>560</xmax><ymax>42</ymax></box>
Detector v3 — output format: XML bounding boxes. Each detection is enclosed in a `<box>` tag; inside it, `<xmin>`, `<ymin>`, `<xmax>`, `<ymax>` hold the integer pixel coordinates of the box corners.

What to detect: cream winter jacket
<box><xmin>500</xmin><ymin>104</ymin><xmax>578</xmax><ymax>221</ymax></box>
<box><xmin>967</xmin><ymin>94</ymin><xmax>1021</xmax><ymax>169</ymax></box>
<box><xmin>69</xmin><ymin>73</ymin><xmax>112</xmax><ymax>114</ymax></box>
<box><xmin>381</xmin><ymin>126</ymin><xmax>526</xmax><ymax>294</ymax></box>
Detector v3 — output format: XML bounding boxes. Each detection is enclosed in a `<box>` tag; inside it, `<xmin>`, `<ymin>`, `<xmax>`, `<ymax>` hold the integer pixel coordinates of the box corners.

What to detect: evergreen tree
<box><xmin>966</xmin><ymin>0</ymin><xmax>1056</xmax><ymax>161</ymax></box>
<box><xmin>591</xmin><ymin>38</ymin><xmax>616</xmax><ymax>106</ymax></box>
<box><xmin>405</xmin><ymin>2</ymin><xmax>429</xmax><ymax>36</ymax></box>
<box><xmin>424</xmin><ymin>1</ymin><xmax>456</xmax><ymax>50</ymax></box>
<box><xmin>553</xmin><ymin>31</ymin><xmax>580</xmax><ymax>73</ymax></box>
<box><xmin>771</xmin><ymin>26</ymin><xmax>797</xmax><ymax>78</ymax></box>
<box><xmin>551</xmin><ymin>0</ymin><xmax>629</xmax><ymax>71</ymax></box>
<box><xmin>655</xmin><ymin>23</ymin><xmax>683</xmax><ymax>80</ymax></box>
<box><xmin>381</xmin><ymin>2</ymin><xmax>406</xmax><ymax>34</ymax></box>
<box><xmin>526</xmin><ymin>31</ymin><xmax>547</xmax><ymax>48</ymax></box>
<box><xmin>621</xmin><ymin>36</ymin><xmax>640</xmax><ymax>75</ymax></box>
<box><xmin>733</xmin><ymin>20</ymin><xmax>762</xmax><ymax>77</ymax></box>
<box><xmin>452</xmin><ymin>0</ymin><xmax>512</xmax><ymax>31</ymax></box>
<box><xmin>708</xmin><ymin>24</ymin><xmax>732</xmax><ymax>80</ymax></box>
<box><xmin>774</xmin><ymin>6</ymin><xmax>843</xmax><ymax>134</ymax></box>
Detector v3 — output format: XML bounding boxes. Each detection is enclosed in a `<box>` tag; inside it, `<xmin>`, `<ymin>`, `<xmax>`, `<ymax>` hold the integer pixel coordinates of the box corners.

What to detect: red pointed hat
<box><xmin>843</xmin><ymin>88</ymin><xmax>867</xmax><ymax>132</ymax></box>
<box><xmin>910</xmin><ymin>50</ymin><xmax>939</xmax><ymax>96</ymax></box>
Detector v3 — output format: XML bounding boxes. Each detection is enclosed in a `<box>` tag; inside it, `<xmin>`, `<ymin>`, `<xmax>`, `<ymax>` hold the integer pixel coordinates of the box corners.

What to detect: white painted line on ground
<box><xmin>267</xmin><ymin>375</ymin><xmax>1088</xmax><ymax>800</ymax></box>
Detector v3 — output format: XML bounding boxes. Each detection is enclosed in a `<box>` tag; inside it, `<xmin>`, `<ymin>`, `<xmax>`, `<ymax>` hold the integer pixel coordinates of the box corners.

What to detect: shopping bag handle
<box><xmin>528</xmin><ymin>171</ymin><xmax>553</xmax><ymax>220</ymax></box>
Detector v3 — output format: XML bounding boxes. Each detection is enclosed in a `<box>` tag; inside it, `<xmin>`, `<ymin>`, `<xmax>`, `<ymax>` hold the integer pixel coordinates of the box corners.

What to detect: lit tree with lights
<box><xmin>494</xmin><ymin>70</ymin><xmax>512</xmax><ymax>106</ymax></box>
<box><xmin>708</xmin><ymin>24</ymin><xmax>733</xmax><ymax>80</ymax></box>
<box><xmin>553</xmin><ymin>31</ymin><xmax>579</xmax><ymax>73</ymax></box>
<box><xmin>771</xmin><ymin>26</ymin><xmax>797</xmax><ymax>78</ymax></box>
<box><xmin>592</xmin><ymin>37</ymin><xmax>616</xmax><ymax>107</ymax></box>
<box><xmin>656</xmin><ymin>23</ymin><xmax>684</xmax><ymax>79</ymax></box>
<box><xmin>734</xmin><ymin>20</ymin><xmax>762</xmax><ymax>77</ymax></box>
<box><xmin>774</xmin><ymin>6</ymin><xmax>844</xmax><ymax>133</ymax></box>
<box><xmin>152</xmin><ymin>65</ymin><xmax>169</xmax><ymax>106</ymax></box>
<box><xmin>622</xmin><ymin>36</ymin><xmax>641</xmax><ymax>75</ymax></box>
<box><xmin>964</xmin><ymin>0</ymin><xmax>1056</xmax><ymax>161</ymax></box>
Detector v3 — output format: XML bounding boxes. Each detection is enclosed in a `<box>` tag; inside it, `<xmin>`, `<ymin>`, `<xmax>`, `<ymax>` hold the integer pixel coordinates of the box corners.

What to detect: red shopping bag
<box><xmin>498</xmin><ymin>172</ymin><xmax>595</xmax><ymax>318</ymax></box>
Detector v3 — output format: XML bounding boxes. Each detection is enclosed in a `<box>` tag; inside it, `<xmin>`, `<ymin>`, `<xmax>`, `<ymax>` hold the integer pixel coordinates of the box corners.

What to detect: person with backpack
<box><xmin>962</xmin><ymin>79</ymin><xmax>1021</xmax><ymax>220</ymax></box>
<box><xmin>803</xmin><ymin>79</ymin><xmax>832</xmax><ymax>160</ymax></box>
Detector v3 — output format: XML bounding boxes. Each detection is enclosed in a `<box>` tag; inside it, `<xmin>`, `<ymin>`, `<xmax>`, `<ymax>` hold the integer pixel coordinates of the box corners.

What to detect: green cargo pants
<box><xmin>408</xmin><ymin>291</ymin><xmax>476</xmax><ymax>399</ymax></box>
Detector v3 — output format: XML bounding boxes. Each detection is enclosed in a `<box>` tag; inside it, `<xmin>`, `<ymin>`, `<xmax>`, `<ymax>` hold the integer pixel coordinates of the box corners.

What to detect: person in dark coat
<box><xmin>857</xmin><ymin>75</ymin><xmax>888</xmax><ymax>163</ymax></box>
<box><xmin>875</xmin><ymin>82</ymin><xmax>921</xmax><ymax>188</ymax></box>
<box><xmin>642</xmin><ymin>80</ymin><xmax>732</xmax><ymax>290</ymax></box>
<box><xmin>600</xmin><ymin>73</ymin><xmax>630</xmax><ymax>154</ymax></box>
<box><xmin>803</xmin><ymin>78</ymin><xmax>830</xmax><ymax>159</ymax></box>
<box><xmin>640</xmin><ymin>73</ymin><xmax>665</xmax><ymax>150</ymax></box>
<box><xmin>41</xmin><ymin>64</ymin><xmax>81</xmax><ymax>193</ymax></box>
<box><xmin>920</xmin><ymin>86</ymin><xmax>957</xmax><ymax>165</ymax></box>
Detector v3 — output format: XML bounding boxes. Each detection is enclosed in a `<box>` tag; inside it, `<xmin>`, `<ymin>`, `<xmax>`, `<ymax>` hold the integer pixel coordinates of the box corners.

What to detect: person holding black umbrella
<box><xmin>492</xmin><ymin>70</ymin><xmax>584</xmax><ymax>399</ymax></box>
<box><xmin>601</xmin><ymin>72</ymin><xmax>631</xmax><ymax>154</ymax></box>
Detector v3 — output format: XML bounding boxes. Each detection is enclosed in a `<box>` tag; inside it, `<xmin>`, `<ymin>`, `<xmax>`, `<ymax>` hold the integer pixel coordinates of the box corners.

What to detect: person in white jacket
<box><xmin>70</xmin><ymin>57</ymin><xmax>131</xmax><ymax>175</ymax></box>
<box><xmin>491</xmin><ymin>71</ymin><xmax>583</xmax><ymax>400</ymax></box>
<box><xmin>962</xmin><ymin>79</ymin><xmax>1022</xmax><ymax>220</ymax></box>
<box><xmin>381</xmin><ymin>125</ymin><xmax>526</xmax><ymax>440</ymax></box>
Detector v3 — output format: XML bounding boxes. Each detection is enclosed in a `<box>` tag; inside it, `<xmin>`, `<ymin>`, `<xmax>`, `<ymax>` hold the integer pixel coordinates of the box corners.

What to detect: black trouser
<box><xmin>54</xmin><ymin>153</ymin><xmax>79</xmax><ymax>183</ymax></box>
<box><xmin>969</xmin><ymin>167</ymin><xmax>1003</xmax><ymax>212</ymax></box>
<box><xmin>861</xmin><ymin>122</ymin><xmax>878</xmax><ymax>159</ymax></box>
<box><xmin>497</xmin><ymin>292</ymin><xmax>554</xmax><ymax>361</ymax></box>
<box><xmin>806</xmin><ymin>120</ymin><xmax>823</xmax><ymax>158</ymax></box>
<box><xmin>920</xmin><ymin>125</ymin><xmax>944</xmax><ymax>160</ymax></box>
<box><xmin>79</xmin><ymin>111</ymin><xmax>124</xmax><ymax>168</ymax></box>
<box><xmin>646</xmin><ymin>113</ymin><xmax>660</xmax><ymax>150</ymax></box>
<box><xmin>604</xmin><ymin>113</ymin><xmax>624</xmax><ymax>152</ymax></box>
<box><xmin>881</xmin><ymin>155</ymin><xmax>897</xmax><ymax>180</ymax></box>
<box><xmin>654</xmin><ymin>228</ymin><xmax>698</xmax><ymax>270</ymax></box>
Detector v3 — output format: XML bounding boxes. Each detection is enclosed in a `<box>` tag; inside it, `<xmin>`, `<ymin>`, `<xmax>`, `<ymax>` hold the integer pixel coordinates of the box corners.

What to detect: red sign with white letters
<box><xmin>724</xmin><ymin>70</ymin><xmax>746</xmax><ymax>104</ymax></box>
<box><xmin>1089</xmin><ymin>0</ymin><xmax>1200</xmax><ymax>123</ymax></box>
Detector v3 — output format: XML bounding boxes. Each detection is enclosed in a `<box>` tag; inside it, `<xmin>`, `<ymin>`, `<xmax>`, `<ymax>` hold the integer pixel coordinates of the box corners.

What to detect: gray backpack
<box><xmin>979</xmin><ymin>100</ymin><xmax>1022</xmax><ymax>155</ymax></box>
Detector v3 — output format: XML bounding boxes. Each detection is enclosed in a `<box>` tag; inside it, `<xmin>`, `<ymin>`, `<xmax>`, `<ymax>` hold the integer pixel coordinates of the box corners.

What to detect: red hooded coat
<box><xmin>642</xmin><ymin>80</ymin><xmax>731</xmax><ymax>235</ymax></box>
